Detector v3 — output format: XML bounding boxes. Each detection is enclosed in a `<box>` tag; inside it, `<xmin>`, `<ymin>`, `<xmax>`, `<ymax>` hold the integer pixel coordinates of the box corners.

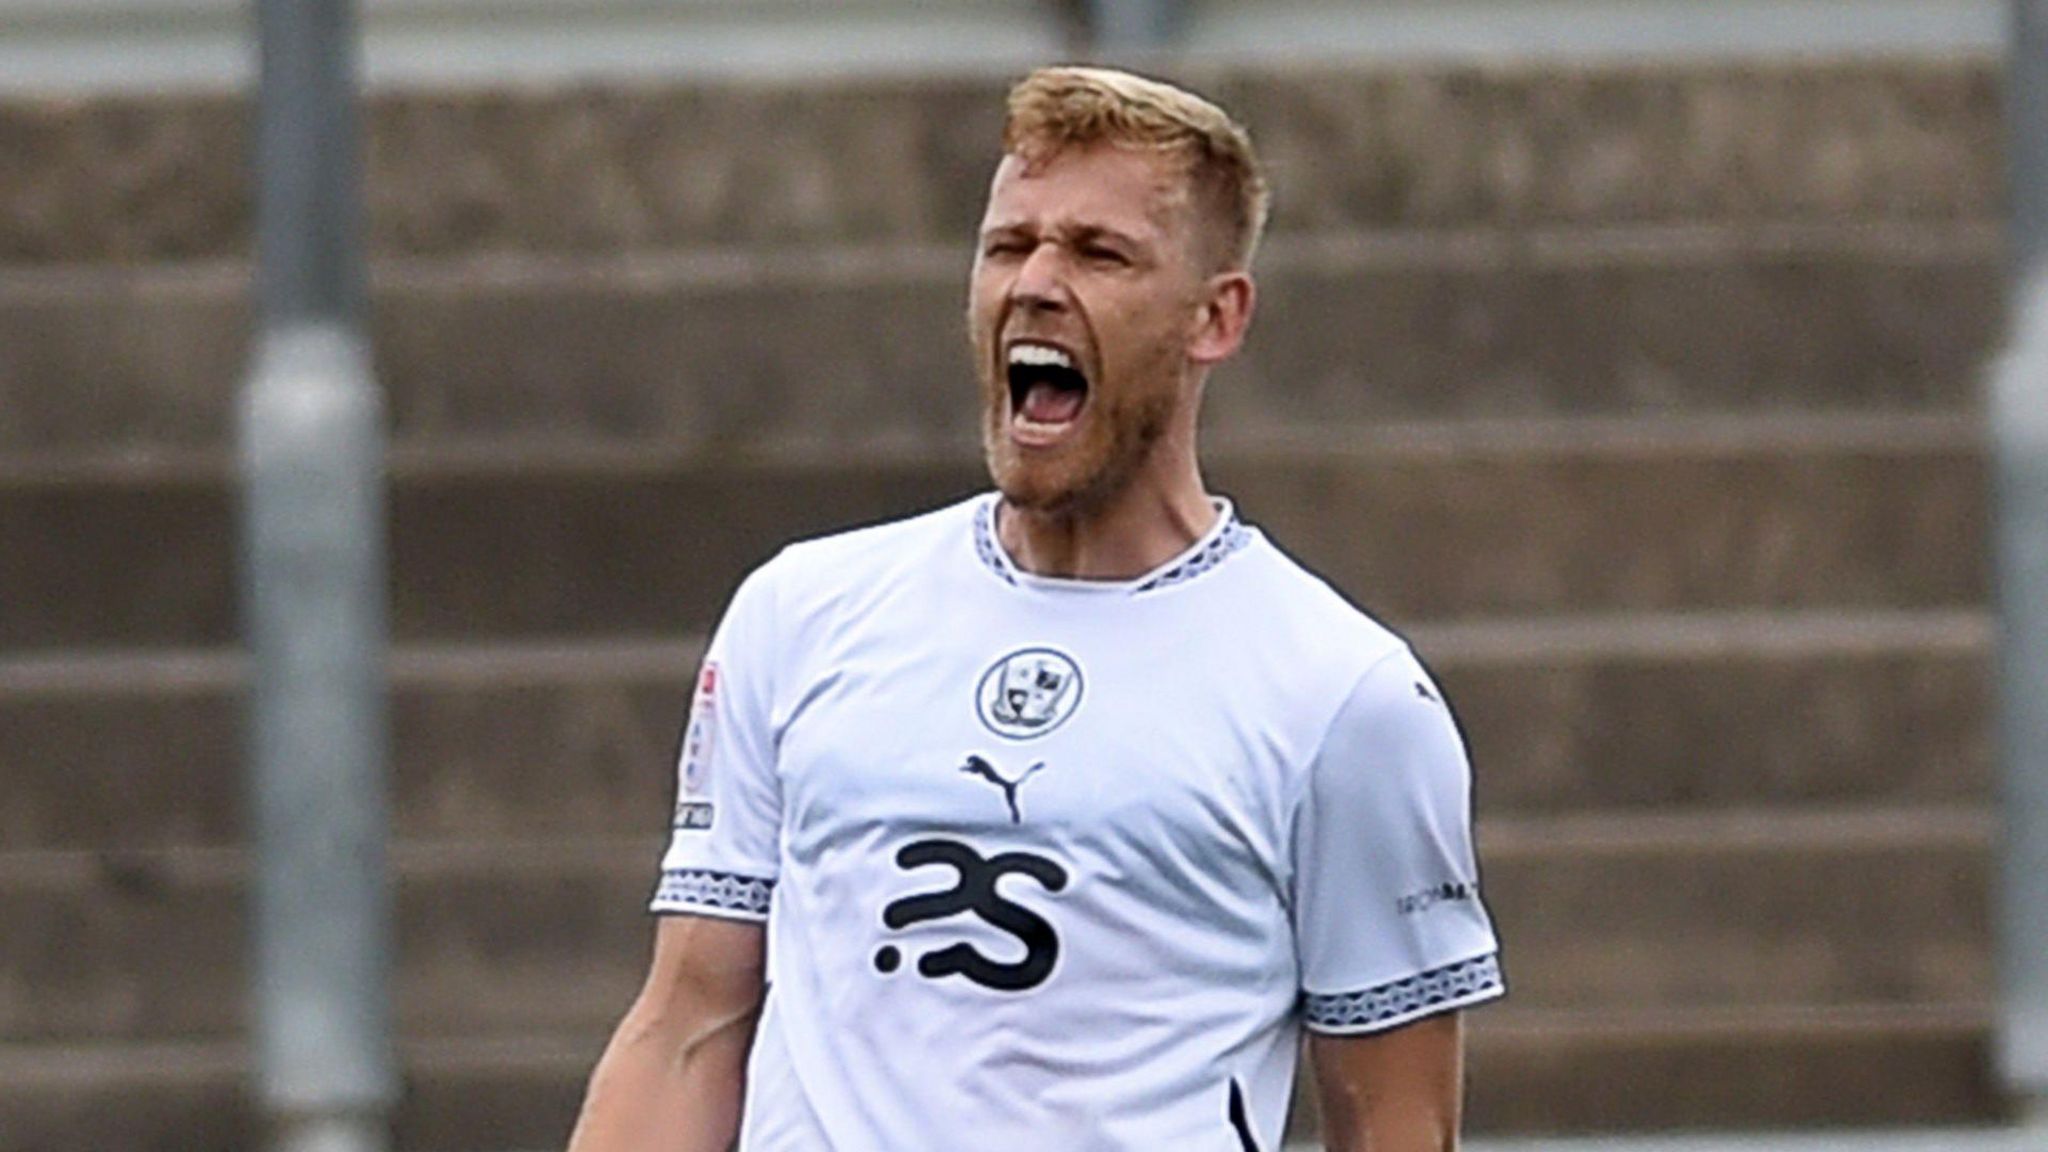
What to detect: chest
<box><xmin>769</xmin><ymin>608</ymin><xmax>1305</xmax><ymax>884</ymax></box>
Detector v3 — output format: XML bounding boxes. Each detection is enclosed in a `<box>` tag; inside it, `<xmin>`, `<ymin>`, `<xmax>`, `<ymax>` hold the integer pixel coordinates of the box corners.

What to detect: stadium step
<box><xmin>0</xmin><ymin>418</ymin><xmax>1987</xmax><ymax>650</ymax></box>
<box><xmin>1460</xmin><ymin>1003</ymin><xmax>1999</xmax><ymax>1134</ymax></box>
<box><xmin>0</xmin><ymin>0</ymin><xmax>1061</xmax><ymax>94</ymax></box>
<box><xmin>0</xmin><ymin>808</ymin><xmax>1990</xmax><ymax>1044</ymax></box>
<box><xmin>0</xmin><ymin>1003</ymin><xmax>1998</xmax><ymax>1151</ymax></box>
<box><xmin>1184</xmin><ymin>0</ymin><xmax>2007</xmax><ymax>61</ymax></box>
<box><xmin>0</xmin><ymin>611</ymin><xmax>1992</xmax><ymax>852</ymax></box>
<box><xmin>0</xmin><ymin>1034</ymin><xmax>603</xmax><ymax>1152</ymax></box>
<box><xmin>0</xmin><ymin>59</ymin><xmax>1995</xmax><ymax>263</ymax></box>
<box><xmin>0</xmin><ymin>227</ymin><xmax>1996</xmax><ymax>458</ymax></box>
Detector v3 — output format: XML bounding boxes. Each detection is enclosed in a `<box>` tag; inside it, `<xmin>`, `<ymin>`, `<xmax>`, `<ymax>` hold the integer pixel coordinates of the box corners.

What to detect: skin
<box><xmin>565</xmin><ymin>135</ymin><xmax>1469</xmax><ymax>1152</ymax></box>
<box><xmin>969</xmin><ymin>141</ymin><xmax>1254</xmax><ymax>580</ymax></box>
<box><xmin>564</xmin><ymin>915</ymin><xmax>764</xmax><ymax>1152</ymax></box>
<box><xmin>1312</xmin><ymin>1015</ymin><xmax>1468</xmax><ymax>1152</ymax></box>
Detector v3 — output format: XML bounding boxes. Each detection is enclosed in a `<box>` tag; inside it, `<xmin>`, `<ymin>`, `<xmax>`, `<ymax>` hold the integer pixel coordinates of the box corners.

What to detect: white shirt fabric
<box><xmin>651</xmin><ymin>493</ymin><xmax>1503</xmax><ymax>1152</ymax></box>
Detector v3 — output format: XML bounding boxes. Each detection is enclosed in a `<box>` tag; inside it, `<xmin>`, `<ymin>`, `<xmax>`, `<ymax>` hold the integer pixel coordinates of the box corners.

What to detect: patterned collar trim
<box><xmin>973</xmin><ymin>498</ymin><xmax>1020</xmax><ymax>587</ymax></box>
<box><xmin>972</xmin><ymin>495</ymin><xmax>1251</xmax><ymax>595</ymax></box>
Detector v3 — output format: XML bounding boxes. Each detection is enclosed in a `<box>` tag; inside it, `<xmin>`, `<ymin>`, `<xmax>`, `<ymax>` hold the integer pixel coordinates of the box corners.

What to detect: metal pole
<box><xmin>2014</xmin><ymin>1</ymin><xmax>2048</xmax><ymax>273</ymax></box>
<box><xmin>1995</xmin><ymin>0</ymin><xmax>2048</xmax><ymax>1125</ymax></box>
<box><xmin>1085</xmin><ymin>0</ymin><xmax>1184</xmax><ymax>53</ymax></box>
<box><xmin>240</xmin><ymin>0</ymin><xmax>393</xmax><ymax>1149</ymax></box>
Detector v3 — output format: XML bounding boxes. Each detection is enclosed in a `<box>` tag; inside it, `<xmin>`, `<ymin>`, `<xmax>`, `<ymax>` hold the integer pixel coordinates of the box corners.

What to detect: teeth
<box><xmin>1007</xmin><ymin>343</ymin><xmax>1073</xmax><ymax>370</ymax></box>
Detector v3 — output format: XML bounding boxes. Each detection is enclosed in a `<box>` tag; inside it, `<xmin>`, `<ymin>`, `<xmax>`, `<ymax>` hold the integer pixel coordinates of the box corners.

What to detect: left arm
<box><xmin>1291</xmin><ymin>647</ymin><xmax>1503</xmax><ymax>1152</ymax></box>
<box><xmin>1309</xmin><ymin>1012</ymin><xmax>1466</xmax><ymax>1152</ymax></box>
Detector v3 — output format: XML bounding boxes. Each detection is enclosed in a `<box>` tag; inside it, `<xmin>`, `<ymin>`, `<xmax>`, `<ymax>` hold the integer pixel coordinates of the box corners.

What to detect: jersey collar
<box><xmin>972</xmin><ymin>494</ymin><xmax>1252</xmax><ymax>595</ymax></box>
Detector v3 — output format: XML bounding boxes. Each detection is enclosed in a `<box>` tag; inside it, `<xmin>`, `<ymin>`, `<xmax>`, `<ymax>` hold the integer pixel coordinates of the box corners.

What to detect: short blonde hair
<box><xmin>1003</xmin><ymin>66</ymin><xmax>1270</xmax><ymax>272</ymax></box>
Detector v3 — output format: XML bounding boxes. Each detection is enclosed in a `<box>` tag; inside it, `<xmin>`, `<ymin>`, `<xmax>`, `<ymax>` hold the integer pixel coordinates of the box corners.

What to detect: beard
<box><xmin>980</xmin><ymin>365</ymin><xmax>1178</xmax><ymax>517</ymax></box>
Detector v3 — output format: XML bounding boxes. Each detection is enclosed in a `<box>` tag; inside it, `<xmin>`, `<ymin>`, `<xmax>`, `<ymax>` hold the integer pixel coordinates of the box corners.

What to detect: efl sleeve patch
<box><xmin>673</xmin><ymin>661</ymin><xmax>721</xmax><ymax>830</ymax></box>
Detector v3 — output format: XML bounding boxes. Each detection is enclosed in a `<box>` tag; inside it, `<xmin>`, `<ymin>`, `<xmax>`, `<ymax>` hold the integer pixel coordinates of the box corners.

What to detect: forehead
<box><xmin>980</xmin><ymin>143</ymin><xmax>1188</xmax><ymax>239</ymax></box>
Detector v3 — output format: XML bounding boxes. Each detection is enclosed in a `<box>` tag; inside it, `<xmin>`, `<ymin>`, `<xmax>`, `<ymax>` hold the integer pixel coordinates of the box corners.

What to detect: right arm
<box><xmin>565</xmin><ymin>913</ymin><xmax>767</xmax><ymax>1152</ymax></box>
<box><xmin>573</xmin><ymin>564</ymin><xmax>786</xmax><ymax>1150</ymax></box>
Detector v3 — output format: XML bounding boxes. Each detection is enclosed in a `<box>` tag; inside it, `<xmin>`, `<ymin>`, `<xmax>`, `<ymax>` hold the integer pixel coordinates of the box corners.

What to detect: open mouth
<box><xmin>1006</xmin><ymin>341</ymin><xmax>1089</xmax><ymax>433</ymax></box>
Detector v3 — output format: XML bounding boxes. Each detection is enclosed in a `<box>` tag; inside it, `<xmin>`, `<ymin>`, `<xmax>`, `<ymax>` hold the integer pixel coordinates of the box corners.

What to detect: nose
<box><xmin>1008</xmin><ymin>243</ymin><xmax>1070</xmax><ymax>313</ymax></box>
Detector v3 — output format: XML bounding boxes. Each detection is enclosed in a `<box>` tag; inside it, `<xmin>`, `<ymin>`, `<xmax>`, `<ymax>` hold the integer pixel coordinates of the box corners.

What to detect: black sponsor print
<box><xmin>1397</xmin><ymin>880</ymin><xmax>1477</xmax><ymax>916</ymax></box>
<box><xmin>876</xmin><ymin>838</ymin><xmax>1068</xmax><ymax>992</ymax></box>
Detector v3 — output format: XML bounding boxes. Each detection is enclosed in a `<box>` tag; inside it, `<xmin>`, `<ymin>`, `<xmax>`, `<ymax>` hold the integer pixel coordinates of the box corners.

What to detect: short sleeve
<box><xmin>649</xmin><ymin>566</ymin><xmax>784</xmax><ymax>921</ymax></box>
<box><xmin>1290</xmin><ymin>647</ymin><xmax>1505</xmax><ymax>1034</ymax></box>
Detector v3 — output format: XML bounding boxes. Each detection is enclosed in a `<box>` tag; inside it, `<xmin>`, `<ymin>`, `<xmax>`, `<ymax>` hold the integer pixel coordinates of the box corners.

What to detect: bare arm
<box><xmin>566</xmin><ymin>913</ymin><xmax>767</xmax><ymax>1152</ymax></box>
<box><xmin>1309</xmin><ymin>1012</ymin><xmax>1466</xmax><ymax>1152</ymax></box>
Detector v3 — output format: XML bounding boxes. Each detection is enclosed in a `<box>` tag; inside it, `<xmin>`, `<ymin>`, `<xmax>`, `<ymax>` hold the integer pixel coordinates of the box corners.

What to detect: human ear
<box><xmin>1188</xmin><ymin>271</ymin><xmax>1256</xmax><ymax>367</ymax></box>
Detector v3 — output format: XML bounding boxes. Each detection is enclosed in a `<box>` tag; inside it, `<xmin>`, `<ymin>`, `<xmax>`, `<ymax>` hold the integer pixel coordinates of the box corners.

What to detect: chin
<box><xmin>984</xmin><ymin>446</ymin><xmax>1085</xmax><ymax>514</ymax></box>
<box><xmin>988</xmin><ymin>461</ymin><xmax>1073</xmax><ymax>513</ymax></box>
<box><xmin>992</xmin><ymin>455</ymin><xmax>1138</xmax><ymax>522</ymax></box>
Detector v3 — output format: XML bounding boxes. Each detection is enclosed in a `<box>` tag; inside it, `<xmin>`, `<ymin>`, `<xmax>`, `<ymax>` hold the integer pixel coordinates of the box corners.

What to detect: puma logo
<box><xmin>959</xmin><ymin>754</ymin><xmax>1046</xmax><ymax>824</ymax></box>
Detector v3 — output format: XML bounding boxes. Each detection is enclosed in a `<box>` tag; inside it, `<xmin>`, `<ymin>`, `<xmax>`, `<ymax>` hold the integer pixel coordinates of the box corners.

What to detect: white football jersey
<box><xmin>652</xmin><ymin>493</ymin><xmax>1503</xmax><ymax>1152</ymax></box>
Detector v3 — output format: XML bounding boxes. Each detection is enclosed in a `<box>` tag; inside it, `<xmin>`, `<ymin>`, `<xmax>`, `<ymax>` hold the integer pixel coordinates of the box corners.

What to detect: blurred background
<box><xmin>0</xmin><ymin>0</ymin><xmax>2039</xmax><ymax>1149</ymax></box>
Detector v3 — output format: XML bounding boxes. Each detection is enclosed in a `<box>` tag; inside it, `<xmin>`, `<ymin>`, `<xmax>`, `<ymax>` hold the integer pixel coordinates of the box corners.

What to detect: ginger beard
<box><xmin>969</xmin><ymin>145</ymin><xmax>1208</xmax><ymax>517</ymax></box>
<box><xmin>976</xmin><ymin>314</ymin><xmax>1184</xmax><ymax>516</ymax></box>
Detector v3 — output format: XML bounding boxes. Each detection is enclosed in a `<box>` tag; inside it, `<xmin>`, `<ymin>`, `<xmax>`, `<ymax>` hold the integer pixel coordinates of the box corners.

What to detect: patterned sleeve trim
<box><xmin>649</xmin><ymin>867</ymin><xmax>775</xmax><ymax>920</ymax></box>
<box><xmin>1301</xmin><ymin>953</ymin><xmax>1505</xmax><ymax>1035</ymax></box>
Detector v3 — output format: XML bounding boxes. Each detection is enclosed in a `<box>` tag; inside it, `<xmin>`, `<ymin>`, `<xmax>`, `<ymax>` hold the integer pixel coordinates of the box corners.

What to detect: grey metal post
<box><xmin>2015</xmin><ymin>1</ymin><xmax>2048</xmax><ymax>271</ymax></box>
<box><xmin>1996</xmin><ymin>0</ymin><xmax>2048</xmax><ymax>1125</ymax></box>
<box><xmin>239</xmin><ymin>0</ymin><xmax>394</xmax><ymax>1150</ymax></box>
<box><xmin>1085</xmin><ymin>0</ymin><xmax>1184</xmax><ymax>52</ymax></box>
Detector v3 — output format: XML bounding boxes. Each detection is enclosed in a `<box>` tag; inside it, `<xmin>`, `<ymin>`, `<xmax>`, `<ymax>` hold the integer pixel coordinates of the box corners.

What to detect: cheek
<box><xmin>969</xmin><ymin>264</ymin><xmax>1010</xmax><ymax>313</ymax></box>
<box><xmin>1097</xmin><ymin>300</ymin><xmax>1185</xmax><ymax>375</ymax></box>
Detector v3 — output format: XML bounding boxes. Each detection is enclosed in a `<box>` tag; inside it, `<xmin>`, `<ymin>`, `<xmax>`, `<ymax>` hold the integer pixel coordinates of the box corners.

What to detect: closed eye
<box><xmin>981</xmin><ymin>233</ymin><xmax>1033</xmax><ymax>259</ymax></box>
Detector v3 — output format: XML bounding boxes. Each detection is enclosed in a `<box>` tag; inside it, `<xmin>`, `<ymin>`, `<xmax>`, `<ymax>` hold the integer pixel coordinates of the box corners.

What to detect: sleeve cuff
<box><xmin>1301</xmin><ymin>952</ymin><xmax>1505</xmax><ymax>1035</ymax></box>
<box><xmin>648</xmin><ymin>867</ymin><xmax>775</xmax><ymax>921</ymax></box>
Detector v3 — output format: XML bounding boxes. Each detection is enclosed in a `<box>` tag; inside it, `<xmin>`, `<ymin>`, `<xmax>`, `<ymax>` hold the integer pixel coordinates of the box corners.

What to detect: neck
<box><xmin>997</xmin><ymin>465</ymin><xmax>1216</xmax><ymax>581</ymax></box>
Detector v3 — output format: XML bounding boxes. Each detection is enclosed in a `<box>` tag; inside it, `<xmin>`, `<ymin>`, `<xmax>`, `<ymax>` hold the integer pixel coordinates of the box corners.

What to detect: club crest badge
<box><xmin>975</xmin><ymin>647</ymin><xmax>1083</xmax><ymax>740</ymax></box>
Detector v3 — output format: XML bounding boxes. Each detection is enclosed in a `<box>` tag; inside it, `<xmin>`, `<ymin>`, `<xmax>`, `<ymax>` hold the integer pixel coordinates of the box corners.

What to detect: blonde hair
<box><xmin>1003</xmin><ymin>66</ymin><xmax>1270</xmax><ymax>272</ymax></box>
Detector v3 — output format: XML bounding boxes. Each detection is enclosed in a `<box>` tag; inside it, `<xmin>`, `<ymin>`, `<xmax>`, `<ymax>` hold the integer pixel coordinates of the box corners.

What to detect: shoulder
<box><xmin>754</xmin><ymin>494</ymin><xmax>978</xmax><ymax>591</ymax></box>
<box><xmin>1226</xmin><ymin>526</ymin><xmax>1411</xmax><ymax>684</ymax></box>
<box><xmin>1169</xmin><ymin>520</ymin><xmax>1423</xmax><ymax>774</ymax></box>
<box><xmin>728</xmin><ymin>494</ymin><xmax>982</xmax><ymax>637</ymax></box>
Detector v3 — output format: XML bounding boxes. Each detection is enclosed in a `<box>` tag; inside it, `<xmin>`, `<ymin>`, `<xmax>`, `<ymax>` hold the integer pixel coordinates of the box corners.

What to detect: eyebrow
<box><xmin>979</xmin><ymin>221</ymin><xmax>1147</xmax><ymax>250</ymax></box>
<box><xmin>1067</xmin><ymin>224</ymin><xmax>1142</xmax><ymax>250</ymax></box>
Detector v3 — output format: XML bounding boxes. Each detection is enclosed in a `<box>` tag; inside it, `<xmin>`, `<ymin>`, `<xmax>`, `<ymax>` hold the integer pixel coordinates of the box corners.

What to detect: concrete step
<box><xmin>0</xmin><ymin>420</ymin><xmax>1989</xmax><ymax>650</ymax></box>
<box><xmin>0</xmin><ymin>0</ymin><xmax>2007</xmax><ymax>95</ymax></box>
<box><xmin>1186</xmin><ymin>0</ymin><xmax>2008</xmax><ymax>64</ymax></box>
<box><xmin>0</xmin><ymin>810</ymin><xmax>1991</xmax><ymax>1045</ymax></box>
<box><xmin>0</xmin><ymin>229</ymin><xmax>1997</xmax><ymax>456</ymax></box>
<box><xmin>0</xmin><ymin>612</ymin><xmax>1993</xmax><ymax>852</ymax></box>
<box><xmin>0</xmin><ymin>1004</ymin><xmax>1997</xmax><ymax>1150</ymax></box>
<box><xmin>1478</xmin><ymin>809</ymin><xmax>1991</xmax><ymax>1013</ymax></box>
<box><xmin>0</xmin><ymin>0</ymin><xmax>1061</xmax><ymax>95</ymax></box>
<box><xmin>0</xmin><ymin>59</ymin><xmax>1995</xmax><ymax>263</ymax></box>
<box><xmin>0</xmin><ymin>1035</ymin><xmax>606</xmax><ymax>1152</ymax></box>
<box><xmin>1461</xmin><ymin>1003</ymin><xmax>1999</xmax><ymax>1134</ymax></box>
